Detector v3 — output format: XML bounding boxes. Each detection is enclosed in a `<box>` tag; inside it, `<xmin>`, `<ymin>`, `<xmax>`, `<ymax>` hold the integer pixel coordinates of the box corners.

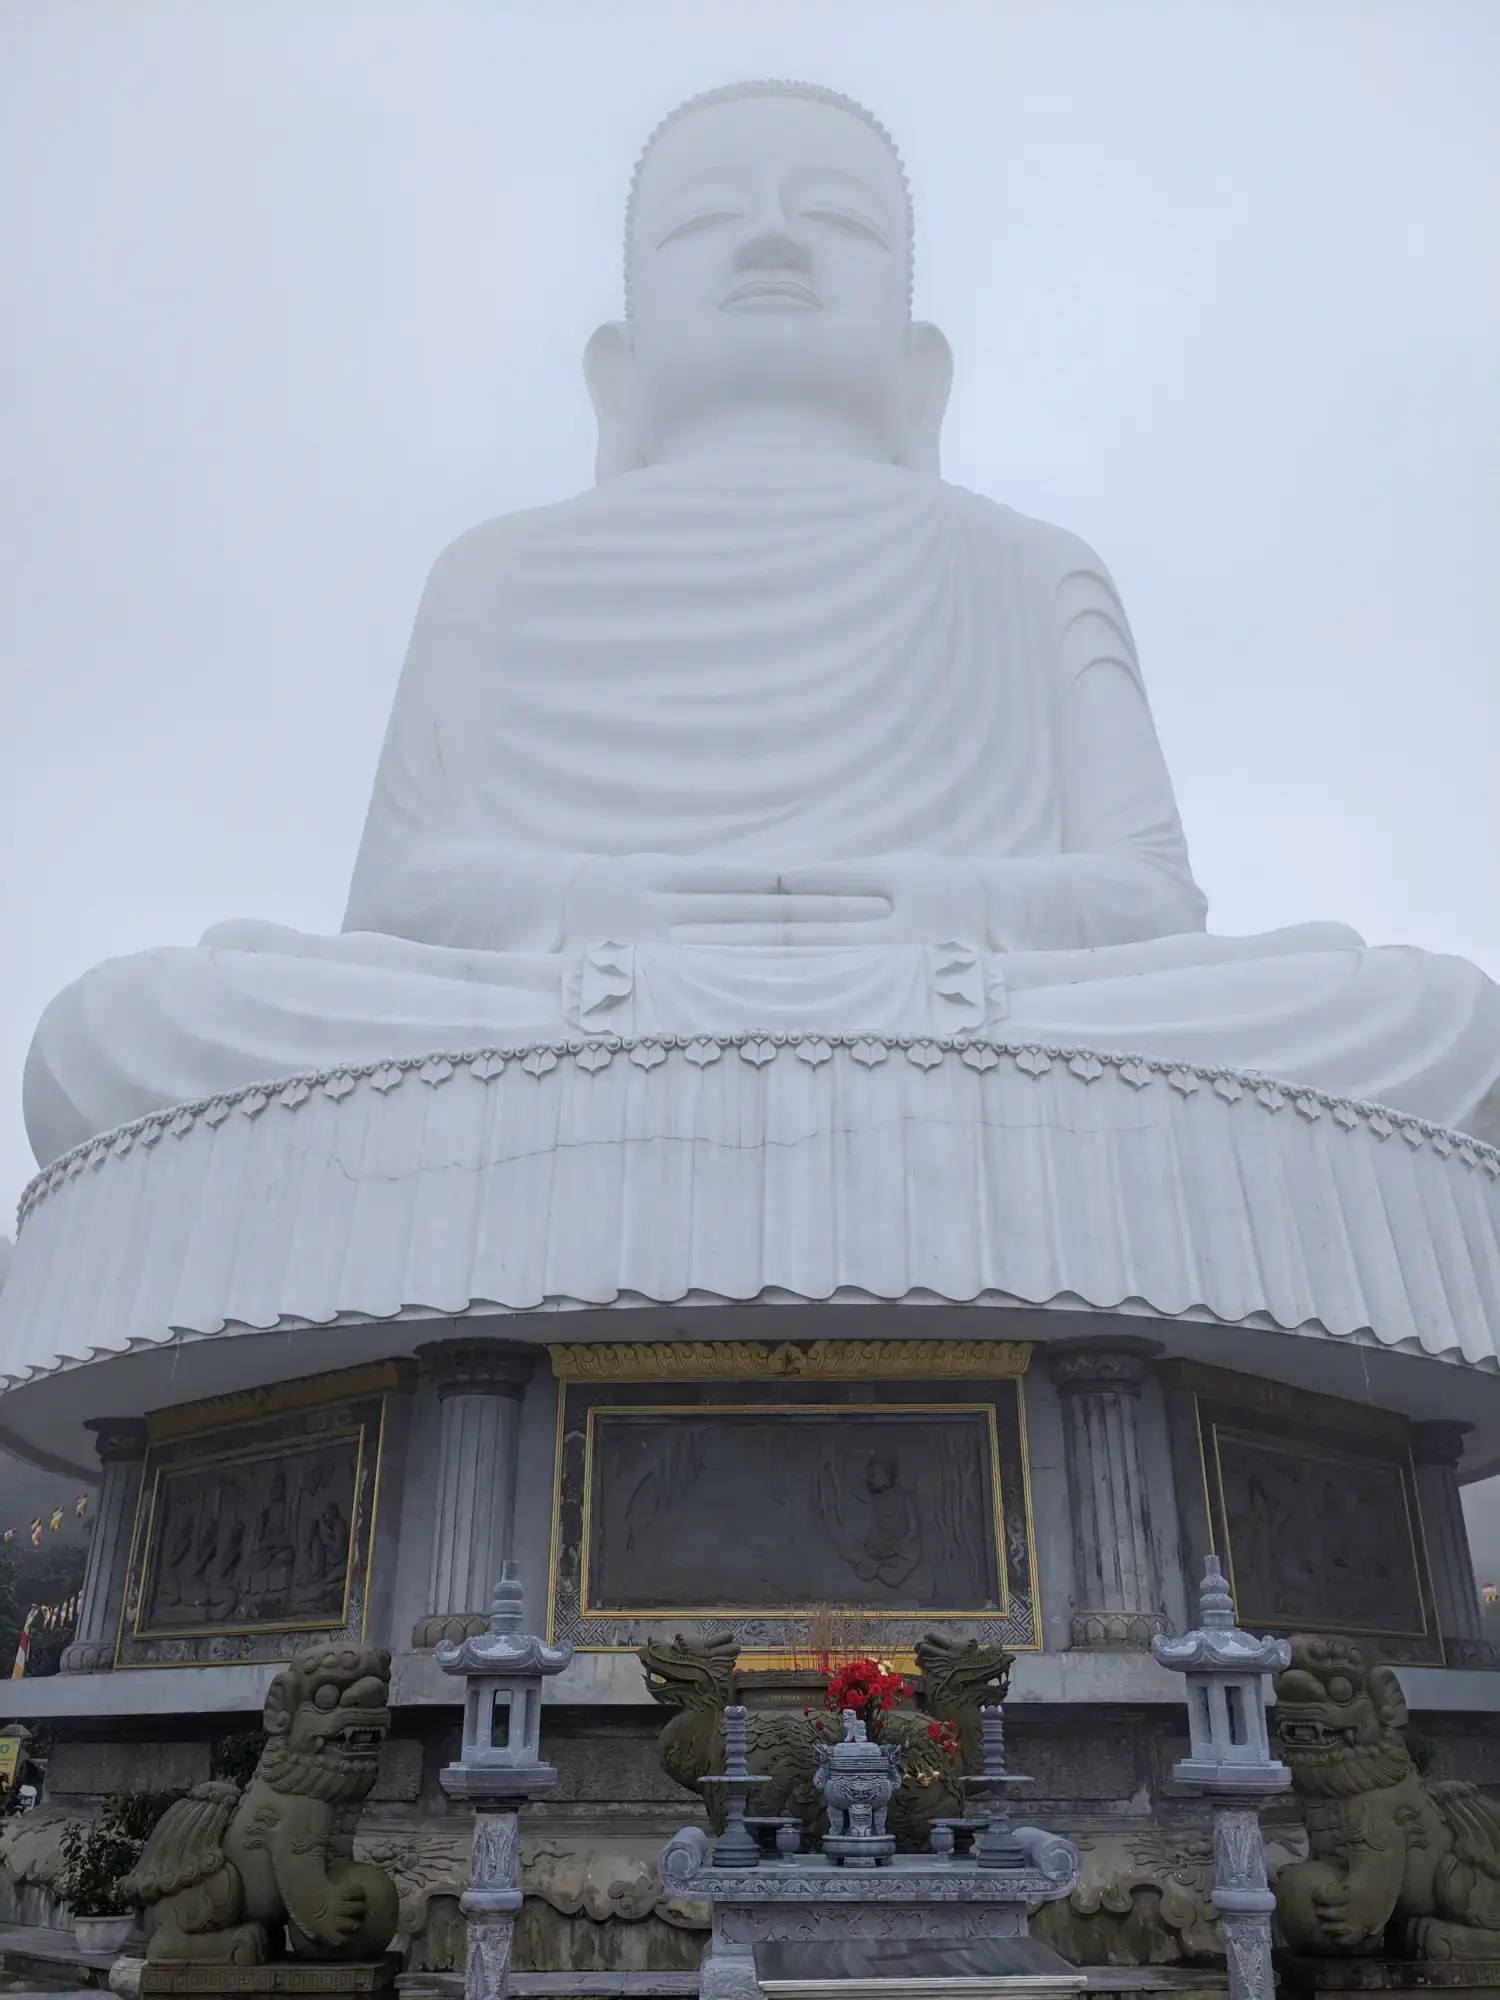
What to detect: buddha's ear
<box><xmin>584</xmin><ymin>321</ymin><xmax>643</xmax><ymax>482</ymax></box>
<box><xmin>898</xmin><ymin>321</ymin><xmax>953</xmax><ymax>475</ymax></box>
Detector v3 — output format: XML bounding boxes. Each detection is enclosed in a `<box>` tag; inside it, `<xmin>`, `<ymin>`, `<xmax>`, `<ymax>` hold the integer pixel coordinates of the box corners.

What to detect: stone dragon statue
<box><xmin>120</xmin><ymin>1644</ymin><xmax>401</xmax><ymax>1965</ymax></box>
<box><xmin>1274</xmin><ymin>1636</ymin><xmax>1500</xmax><ymax>1960</ymax></box>
<box><xmin>639</xmin><ymin>1630</ymin><xmax>1014</xmax><ymax>1852</ymax></box>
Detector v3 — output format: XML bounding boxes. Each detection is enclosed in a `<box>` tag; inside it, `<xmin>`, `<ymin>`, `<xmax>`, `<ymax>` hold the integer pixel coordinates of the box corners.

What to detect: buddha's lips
<box><xmin>721</xmin><ymin>277</ymin><xmax>821</xmax><ymax>311</ymax></box>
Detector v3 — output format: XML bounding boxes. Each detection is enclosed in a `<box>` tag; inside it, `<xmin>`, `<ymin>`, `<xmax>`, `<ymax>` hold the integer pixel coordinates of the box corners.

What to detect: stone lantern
<box><xmin>1153</xmin><ymin>1557</ymin><xmax>1290</xmax><ymax>2000</ymax></box>
<box><xmin>437</xmin><ymin>1560</ymin><xmax>573</xmax><ymax>2000</ymax></box>
<box><xmin>1157</xmin><ymin>1559</ymin><xmax>1289</xmax><ymax>1789</ymax></box>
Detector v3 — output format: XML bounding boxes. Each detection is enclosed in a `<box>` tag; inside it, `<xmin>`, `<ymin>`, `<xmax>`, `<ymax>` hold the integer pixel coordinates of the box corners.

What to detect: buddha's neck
<box><xmin>648</xmin><ymin>405</ymin><xmax>895</xmax><ymax>467</ymax></box>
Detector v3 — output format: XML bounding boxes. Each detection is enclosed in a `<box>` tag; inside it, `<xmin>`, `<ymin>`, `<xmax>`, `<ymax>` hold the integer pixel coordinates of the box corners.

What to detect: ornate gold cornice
<box><xmin>548</xmin><ymin>1338</ymin><xmax>1031</xmax><ymax>1383</ymax></box>
<box><xmin>1158</xmin><ymin>1359</ymin><xmax>1408</xmax><ymax>1443</ymax></box>
<box><xmin>146</xmin><ymin>1359</ymin><xmax>417</xmax><ymax>1444</ymax></box>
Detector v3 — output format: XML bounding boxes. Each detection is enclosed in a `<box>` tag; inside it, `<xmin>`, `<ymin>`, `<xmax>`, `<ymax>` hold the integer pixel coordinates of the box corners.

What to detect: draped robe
<box><xmin>24</xmin><ymin>458</ymin><xmax>1500</xmax><ymax>1165</ymax></box>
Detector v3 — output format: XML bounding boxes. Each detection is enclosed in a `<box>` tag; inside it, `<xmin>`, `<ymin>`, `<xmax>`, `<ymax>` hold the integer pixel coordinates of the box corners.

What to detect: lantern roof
<box><xmin>1152</xmin><ymin>1557</ymin><xmax>1291</xmax><ymax>1677</ymax></box>
<box><xmin>436</xmin><ymin>1560</ymin><xmax>574</xmax><ymax>1680</ymax></box>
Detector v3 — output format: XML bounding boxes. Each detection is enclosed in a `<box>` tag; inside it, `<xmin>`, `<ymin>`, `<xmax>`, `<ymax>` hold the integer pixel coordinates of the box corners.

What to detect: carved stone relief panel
<box><xmin>1214</xmin><ymin>1431</ymin><xmax>1422</xmax><ymax>1634</ymax></box>
<box><xmin>140</xmin><ymin>1434</ymin><xmax>359</xmax><ymax>1634</ymax></box>
<box><xmin>549</xmin><ymin>1344</ymin><xmax>1039</xmax><ymax>1659</ymax></box>
<box><xmin>1172</xmin><ymin>1368</ymin><xmax>1441</xmax><ymax>1665</ymax></box>
<box><xmin>116</xmin><ymin>1368</ymin><xmax>403</xmax><ymax>1668</ymax></box>
<box><xmin>589</xmin><ymin>1408</ymin><xmax>1001</xmax><ymax>1615</ymax></box>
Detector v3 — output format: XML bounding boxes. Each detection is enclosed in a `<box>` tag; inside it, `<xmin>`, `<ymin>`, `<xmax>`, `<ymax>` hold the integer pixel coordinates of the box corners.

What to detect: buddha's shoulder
<box><xmin>424</xmin><ymin>494</ymin><xmax>587</xmax><ymax>591</ymax></box>
<box><xmin>947</xmin><ymin>486</ymin><xmax>1117</xmax><ymax>584</ymax></box>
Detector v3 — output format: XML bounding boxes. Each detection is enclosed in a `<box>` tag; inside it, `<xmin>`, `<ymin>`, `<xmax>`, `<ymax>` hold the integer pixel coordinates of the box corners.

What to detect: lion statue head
<box><xmin>914</xmin><ymin>1632</ymin><xmax>1014</xmax><ymax>1713</ymax></box>
<box><xmin>638</xmin><ymin>1634</ymin><xmax>739</xmax><ymax>1710</ymax></box>
<box><xmin>257</xmin><ymin>1642</ymin><xmax>393</xmax><ymax>1800</ymax></box>
<box><xmin>1273</xmin><ymin>1635</ymin><xmax>1413</xmax><ymax>1799</ymax></box>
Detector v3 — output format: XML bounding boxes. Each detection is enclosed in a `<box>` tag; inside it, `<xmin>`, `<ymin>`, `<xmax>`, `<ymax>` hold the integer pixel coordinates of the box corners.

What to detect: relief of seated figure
<box><xmin>23</xmin><ymin>80</ymin><xmax>1500</xmax><ymax>1167</ymax></box>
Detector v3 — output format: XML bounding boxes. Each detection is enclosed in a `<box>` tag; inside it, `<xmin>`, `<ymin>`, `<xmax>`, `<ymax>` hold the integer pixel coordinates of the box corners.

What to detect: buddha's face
<box><xmin>594</xmin><ymin>93</ymin><xmax>947</xmax><ymax>471</ymax></box>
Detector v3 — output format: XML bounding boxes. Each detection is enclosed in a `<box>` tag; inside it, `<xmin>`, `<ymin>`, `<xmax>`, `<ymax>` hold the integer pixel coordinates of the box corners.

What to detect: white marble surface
<box><xmin>3</xmin><ymin>1032</ymin><xmax>1499</xmax><ymax>1467</ymax></box>
<box><xmin>7</xmin><ymin>81</ymin><xmax>1499</xmax><ymax>1512</ymax></box>
<box><xmin>20</xmin><ymin>83</ymin><xmax>1500</xmax><ymax>1165</ymax></box>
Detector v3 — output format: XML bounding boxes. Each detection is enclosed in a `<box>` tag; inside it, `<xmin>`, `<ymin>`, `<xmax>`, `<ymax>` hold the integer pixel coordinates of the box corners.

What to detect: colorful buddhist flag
<box><xmin>10</xmin><ymin>1609</ymin><xmax>36</xmax><ymax>1680</ymax></box>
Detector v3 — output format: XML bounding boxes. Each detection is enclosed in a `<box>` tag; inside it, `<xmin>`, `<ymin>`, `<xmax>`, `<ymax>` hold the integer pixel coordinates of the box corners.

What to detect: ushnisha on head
<box><xmin>586</xmin><ymin>80</ymin><xmax>953</xmax><ymax>478</ymax></box>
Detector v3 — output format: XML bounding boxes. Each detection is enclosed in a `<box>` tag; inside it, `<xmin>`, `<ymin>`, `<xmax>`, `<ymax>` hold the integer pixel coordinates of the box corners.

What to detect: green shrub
<box><xmin>210</xmin><ymin>1731</ymin><xmax>262</xmax><ymax>1789</ymax></box>
<box><xmin>56</xmin><ymin>1789</ymin><xmax>186</xmax><ymax>1917</ymax></box>
<box><xmin>1405</xmin><ymin>1725</ymin><xmax>1439</xmax><ymax>1776</ymax></box>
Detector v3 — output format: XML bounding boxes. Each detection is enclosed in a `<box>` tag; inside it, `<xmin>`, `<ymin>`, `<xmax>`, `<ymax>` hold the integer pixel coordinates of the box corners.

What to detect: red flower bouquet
<box><xmin>823</xmin><ymin>1656</ymin><xmax>912</xmax><ymax>1738</ymax></box>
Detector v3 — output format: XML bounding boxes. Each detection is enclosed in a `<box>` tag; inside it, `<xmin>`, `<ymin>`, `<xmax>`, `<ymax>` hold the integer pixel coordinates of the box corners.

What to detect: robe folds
<box><xmin>24</xmin><ymin>459</ymin><xmax>1500</xmax><ymax>1164</ymax></box>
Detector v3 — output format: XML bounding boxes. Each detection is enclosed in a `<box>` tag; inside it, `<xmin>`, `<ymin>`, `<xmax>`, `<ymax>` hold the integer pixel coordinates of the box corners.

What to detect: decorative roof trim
<box><xmin>19</xmin><ymin>1032</ymin><xmax>1498</xmax><ymax>1230</ymax></box>
<box><xmin>145</xmin><ymin>1360</ymin><xmax>418</xmax><ymax>1445</ymax></box>
<box><xmin>548</xmin><ymin>1337</ymin><xmax>1032</xmax><ymax>1383</ymax></box>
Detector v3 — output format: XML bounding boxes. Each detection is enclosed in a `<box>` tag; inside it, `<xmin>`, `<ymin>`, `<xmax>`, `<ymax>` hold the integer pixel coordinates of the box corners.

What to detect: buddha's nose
<box><xmin>733</xmin><ymin>229</ymin><xmax>814</xmax><ymax>278</ymax></box>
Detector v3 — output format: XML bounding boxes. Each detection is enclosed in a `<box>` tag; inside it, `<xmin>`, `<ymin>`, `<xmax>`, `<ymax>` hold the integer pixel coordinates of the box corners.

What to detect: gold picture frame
<box><xmin>546</xmin><ymin>1339</ymin><xmax>1041</xmax><ymax>1666</ymax></box>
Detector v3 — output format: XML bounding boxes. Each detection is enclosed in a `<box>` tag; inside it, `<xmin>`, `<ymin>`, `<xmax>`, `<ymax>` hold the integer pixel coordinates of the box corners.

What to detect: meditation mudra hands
<box><xmin>558</xmin><ymin>852</ymin><xmax>992</xmax><ymax>950</ymax></box>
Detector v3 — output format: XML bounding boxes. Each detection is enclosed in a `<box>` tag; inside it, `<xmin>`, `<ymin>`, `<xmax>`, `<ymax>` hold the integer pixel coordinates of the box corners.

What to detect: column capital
<box><xmin>1408</xmin><ymin>1419</ymin><xmax>1472</xmax><ymax>1470</ymax></box>
<box><xmin>1045</xmin><ymin>1338</ymin><xmax>1163</xmax><ymax>1397</ymax></box>
<box><xmin>84</xmin><ymin>1417</ymin><xmax>149</xmax><ymax>1464</ymax></box>
<box><xmin>416</xmin><ymin>1339</ymin><xmax>538</xmax><ymax>1402</ymax></box>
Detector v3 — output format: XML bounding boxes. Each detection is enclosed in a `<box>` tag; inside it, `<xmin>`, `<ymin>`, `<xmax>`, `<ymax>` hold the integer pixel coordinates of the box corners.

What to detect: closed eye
<box><xmin>656</xmin><ymin>210</ymin><xmax>745</xmax><ymax>248</ymax></box>
<box><xmin>801</xmin><ymin>207</ymin><xmax>891</xmax><ymax>249</ymax></box>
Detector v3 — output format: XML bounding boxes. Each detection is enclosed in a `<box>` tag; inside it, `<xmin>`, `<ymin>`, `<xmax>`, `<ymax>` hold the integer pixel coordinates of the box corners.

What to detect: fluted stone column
<box><xmin>412</xmin><ymin>1341</ymin><xmax>536</xmax><ymax>1649</ymax></box>
<box><xmin>1047</xmin><ymin>1339</ymin><xmax>1167</xmax><ymax>1648</ymax></box>
<box><xmin>1409</xmin><ymin>1419</ymin><xmax>1493</xmax><ymax>1670</ymax></box>
<box><xmin>60</xmin><ymin>1417</ymin><xmax>148</xmax><ymax>1673</ymax></box>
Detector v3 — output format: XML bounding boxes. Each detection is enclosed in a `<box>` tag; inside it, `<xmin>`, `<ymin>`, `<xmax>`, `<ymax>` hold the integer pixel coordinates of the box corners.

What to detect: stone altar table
<box><xmin>659</xmin><ymin>1830</ymin><xmax>1083</xmax><ymax>2000</ymax></box>
<box><xmin>754</xmin><ymin>1937</ymin><xmax>1084</xmax><ymax>1999</ymax></box>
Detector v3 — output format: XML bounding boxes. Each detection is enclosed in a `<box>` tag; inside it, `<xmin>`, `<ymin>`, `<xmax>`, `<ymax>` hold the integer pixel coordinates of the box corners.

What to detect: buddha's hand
<box><xmin>560</xmin><ymin>854</ymin><xmax>889</xmax><ymax>948</ymax></box>
<box><xmin>774</xmin><ymin>857</ymin><xmax>990</xmax><ymax>948</ymax></box>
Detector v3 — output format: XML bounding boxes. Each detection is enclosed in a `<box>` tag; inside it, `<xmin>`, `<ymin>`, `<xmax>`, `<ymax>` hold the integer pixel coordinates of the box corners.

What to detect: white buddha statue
<box><xmin>24</xmin><ymin>81</ymin><xmax>1500</xmax><ymax>1166</ymax></box>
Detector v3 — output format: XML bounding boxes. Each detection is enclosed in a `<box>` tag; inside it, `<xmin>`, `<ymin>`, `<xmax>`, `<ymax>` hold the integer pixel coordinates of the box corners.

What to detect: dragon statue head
<box><xmin>1274</xmin><ymin>1635</ymin><xmax>1414</xmax><ymax>1799</ymax></box>
<box><xmin>257</xmin><ymin>1642</ymin><xmax>393</xmax><ymax>1802</ymax></box>
<box><xmin>914</xmin><ymin>1631</ymin><xmax>1014</xmax><ymax>1714</ymax></box>
<box><xmin>638</xmin><ymin>1633</ymin><xmax>740</xmax><ymax>1710</ymax></box>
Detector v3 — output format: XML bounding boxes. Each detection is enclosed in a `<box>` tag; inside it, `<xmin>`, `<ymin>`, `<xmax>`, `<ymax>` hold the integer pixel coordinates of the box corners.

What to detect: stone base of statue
<box><xmin>1278</xmin><ymin>1959</ymin><xmax>1500</xmax><ymax>2000</ymax></box>
<box><xmin>138</xmin><ymin>1956</ymin><xmax>400</xmax><ymax>1996</ymax></box>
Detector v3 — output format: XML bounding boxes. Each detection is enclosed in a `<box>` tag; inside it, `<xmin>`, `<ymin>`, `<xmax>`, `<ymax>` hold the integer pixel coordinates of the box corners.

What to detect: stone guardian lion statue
<box><xmin>120</xmin><ymin>1643</ymin><xmax>400</xmax><ymax>1965</ymax></box>
<box><xmin>1274</xmin><ymin>1636</ymin><xmax>1500</xmax><ymax>1960</ymax></box>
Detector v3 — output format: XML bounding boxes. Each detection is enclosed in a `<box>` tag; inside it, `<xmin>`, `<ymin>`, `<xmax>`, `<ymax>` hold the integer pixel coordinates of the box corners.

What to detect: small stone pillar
<box><xmin>1153</xmin><ymin>1559</ymin><xmax>1291</xmax><ymax>2000</ymax></box>
<box><xmin>1409</xmin><ymin>1420</ymin><xmax>1493</xmax><ymax>1669</ymax></box>
<box><xmin>438</xmin><ymin>1561</ymin><xmax>573</xmax><ymax>2000</ymax></box>
<box><xmin>60</xmin><ymin>1418</ymin><xmax>147</xmax><ymax>1673</ymax></box>
<box><xmin>413</xmin><ymin>1341</ymin><xmax>535</xmax><ymax>1650</ymax></box>
<box><xmin>1046</xmin><ymin>1339</ymin><xmax>1166</xmax><ymax>1647</ymax></box>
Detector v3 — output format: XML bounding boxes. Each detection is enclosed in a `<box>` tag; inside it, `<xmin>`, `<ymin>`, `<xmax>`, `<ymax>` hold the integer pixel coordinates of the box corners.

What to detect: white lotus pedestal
<box><xmin>5</xmin><ymin>1030</ymin><xmax>1500</xmax><ymax>1482</ymax></box>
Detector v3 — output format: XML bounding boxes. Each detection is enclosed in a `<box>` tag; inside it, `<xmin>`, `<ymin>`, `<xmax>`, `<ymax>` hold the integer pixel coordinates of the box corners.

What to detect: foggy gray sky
<box><xmin>3</xmin><ymin>0</ymin><xmax>1498</xmax><ymax>1534</ymax></box>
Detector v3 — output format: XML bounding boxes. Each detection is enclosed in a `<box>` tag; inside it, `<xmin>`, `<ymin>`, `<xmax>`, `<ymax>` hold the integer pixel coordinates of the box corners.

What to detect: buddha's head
<box><xmin>587</xmin><ymin>82</ymin><xmax>952</xmax><ymax>478</ymax></box>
